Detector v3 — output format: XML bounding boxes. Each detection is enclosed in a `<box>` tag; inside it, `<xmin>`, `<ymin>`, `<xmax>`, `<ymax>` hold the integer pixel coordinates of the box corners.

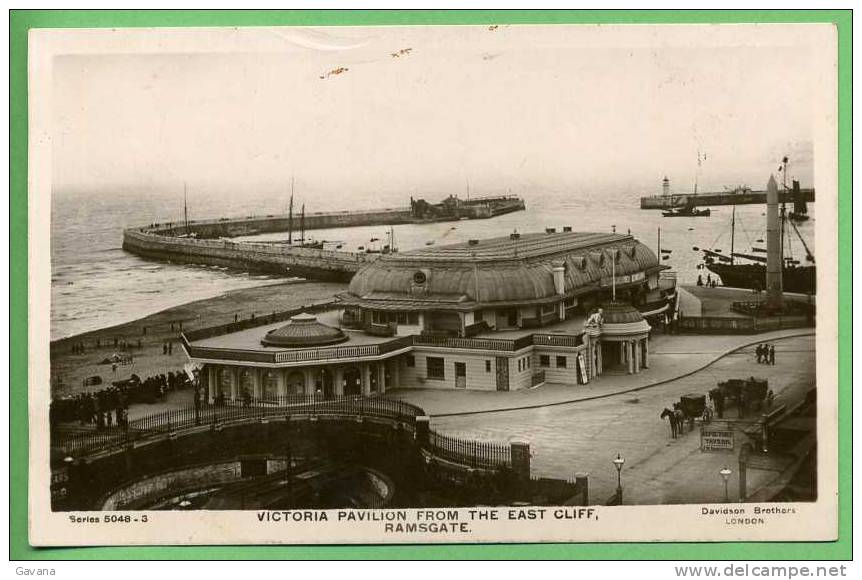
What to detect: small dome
<box><xmin>601</xmin><ymin>301</ymin><xmax>646</xmax><ymax>324</ymax></box>
<box><xmin>261</xmin><ymin>313</ymin><xmax>348</xmax><ymax>347</ymax></box>
<box><xmin>597</xmin><ymin>301</ymin><xmax>651</xmax><ymax>337</ymax></box>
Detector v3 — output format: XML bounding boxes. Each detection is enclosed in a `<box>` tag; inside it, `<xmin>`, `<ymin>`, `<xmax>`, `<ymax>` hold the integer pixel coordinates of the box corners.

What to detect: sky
<box><xmin>51</xmin><ymin>24</ymin><xmax>821</xmax><ymax>206</ymax></box>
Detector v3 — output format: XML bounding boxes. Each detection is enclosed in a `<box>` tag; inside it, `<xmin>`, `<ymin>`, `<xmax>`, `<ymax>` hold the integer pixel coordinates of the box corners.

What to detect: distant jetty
<box><xmin>640</xmin><ymin>188</ymin><xmax>815</xmax><ymax>210</ymax></box>
<box><xmin>122</xmin><ymin>195</ymin><xmax>526</xmax><ymax>282</ymax></box>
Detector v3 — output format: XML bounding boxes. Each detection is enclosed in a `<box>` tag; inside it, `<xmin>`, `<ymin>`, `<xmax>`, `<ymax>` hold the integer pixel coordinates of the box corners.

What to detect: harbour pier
<box><xmin>640</xmin><ymin>188</ymin><xmax>815</xmax><ymax>210</ymax></box>
<box><xmin>122</xmin><ymin>196</ymin><xmax>525</xmax><ymax>282</ymax></box>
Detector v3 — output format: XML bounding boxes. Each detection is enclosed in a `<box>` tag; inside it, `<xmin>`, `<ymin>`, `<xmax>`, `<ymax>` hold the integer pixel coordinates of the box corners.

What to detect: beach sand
<box><xmin>50</xmin><ymin>280</ymin><xmax>347</xmax><ymax>398</ymax></box>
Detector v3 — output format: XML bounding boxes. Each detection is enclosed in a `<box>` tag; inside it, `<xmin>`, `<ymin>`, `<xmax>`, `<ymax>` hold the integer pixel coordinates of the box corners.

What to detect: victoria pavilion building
<box><xmin>182</xmin><ymin>230</ymin><xmax>678</xmax><ymax>402</ymax></box>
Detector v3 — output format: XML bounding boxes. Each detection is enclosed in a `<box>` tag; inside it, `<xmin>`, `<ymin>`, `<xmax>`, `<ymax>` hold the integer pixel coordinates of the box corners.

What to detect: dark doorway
<box><xmin>316</xmin><ymin>368</ymin><xmax>333</xmax><ymax>398</ymax></box>
<box><xmin>495</xmin><ymin>357</ymin><xmax>509</xmax><ymax>391</ymax></box>
<box><xmin>601</xmin><ymin>341</ymin><xmax>625</xmax><ymax>372</ymax></box>
<box><xmin>454</xmin><ymin>362</ymin><xmax>467</xmax><ymax>389</ymax></box>
<box><xmin>343</xmin><ymin>367</ymin><xmax>361</xmax><ymax>396</ymax></box>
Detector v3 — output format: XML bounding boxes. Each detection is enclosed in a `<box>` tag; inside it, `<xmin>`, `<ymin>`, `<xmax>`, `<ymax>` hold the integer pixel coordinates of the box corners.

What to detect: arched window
<box><xmin>286</xmin><ymin>371</ymin><xmax>305</xmax><ymax>396</ymax></box>
<box><xmin>217</xmin><ymin>368</ymin><xmax>233</xmax><ymax>396</ymax></box>
<box><xmin>239</xmin><ymin>369</ymin><xmax>255</xmax><ymax>399</ymax></box>
<box><xmin>262</xmin><ymin>371</ymin><xmax>278</xmax><ymax>402</ymax></box>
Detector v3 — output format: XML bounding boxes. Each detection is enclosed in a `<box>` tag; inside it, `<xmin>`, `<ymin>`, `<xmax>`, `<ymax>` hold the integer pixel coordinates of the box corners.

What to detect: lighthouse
<box><xmin>662</xmin><ymin>176</ymin><xmax>670</xmax><ymax>197</ymax></box>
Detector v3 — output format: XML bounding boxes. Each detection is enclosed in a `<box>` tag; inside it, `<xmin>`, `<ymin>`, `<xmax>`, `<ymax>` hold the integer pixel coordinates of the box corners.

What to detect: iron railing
<box><xmin>54</xmin><ymin>397</ymin><xmax>512</xmax><ymax>471</ymax></box>
<box><xmin>184</xmin><ymin>335</ymin><xmax>413</xmax><ymax>364</ymax></box>
<box><xmin>532</xmin><ymin>333</ymin><xmax>582</xmax><ymax>348</ymax></box>
<box><xmin>55</xmin><ymin>396</ymin><xmax>424</xmax><ymax>457</ymax></box>
<box><xmin>427</xmin><ymin>430</ymin><xmax>511</xmax><ymax>470</ymax></box>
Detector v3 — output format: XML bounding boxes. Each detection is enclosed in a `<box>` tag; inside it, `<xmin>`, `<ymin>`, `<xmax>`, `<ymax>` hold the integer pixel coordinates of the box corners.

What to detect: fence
<box><xmin>55</xmin><ymin>396</ymin><xmax>424</xmax><ymax>457</ymax></box>
<box><xmin>54</xmin><ymin>396</ymin><xmax>514</xmax><ymax>472</ymax></box>
<box><xmin>426</xmin><ymin>430</ymin><xmax>511</xmax><ymax>470</ymax></box>
<box><xmin>678</xmin><ymin>314</ymin><xmax>812</xmax><ymax>334</ymax></box>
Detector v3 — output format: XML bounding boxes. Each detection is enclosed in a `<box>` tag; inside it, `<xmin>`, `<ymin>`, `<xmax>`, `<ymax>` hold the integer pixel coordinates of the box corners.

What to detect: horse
<box><xmin>661</xmin><ymin>408</ymin><xmax>681</xmax><ymax>438</ymax></box>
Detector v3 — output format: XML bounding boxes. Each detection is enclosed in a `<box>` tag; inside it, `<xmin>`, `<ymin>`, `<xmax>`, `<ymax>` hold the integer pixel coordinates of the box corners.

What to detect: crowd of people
<box><xmin>50</xmin><ymin>370</ymin><xmax>191</xmax><ymax>429</ymax></box>
<box><xmin>756</xmin><ymin>343</ymin><xmax>776</xmax><ymax>365</ymax></box>
<box><xmin>696</xmin><ymin>273</ymin><xmax>719</xmax><ymax>288</ymax></box>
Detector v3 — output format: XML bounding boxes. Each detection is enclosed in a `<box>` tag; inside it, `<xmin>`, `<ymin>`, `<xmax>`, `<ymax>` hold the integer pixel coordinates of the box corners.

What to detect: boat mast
<box><xmin>657</xmin><ymin>226</ymin><xmax>661</xmax><ymax>257</ymax></box>
<box><xmin>730</xmin><ymin>205</ymin><xmax>736</xmax><ymax>265</ymax></box>
<box><xmin>183</xmin><ymin>182</ymin><xmax>189</xmax><ymax>236</ymax></box>
<box><xmin>300</xmin><ymin>203</ymin><xmax>305</xmax><ymax>245</ymax></box>
<box><xmin>288</xmin><ymin>177</ymin><xmax>294</xmax><ymax>245</ymax></box>
<box><xmin>694</xmin><ymin>150</ymin><xmax>700</xmax><ymax>195</ymax></box>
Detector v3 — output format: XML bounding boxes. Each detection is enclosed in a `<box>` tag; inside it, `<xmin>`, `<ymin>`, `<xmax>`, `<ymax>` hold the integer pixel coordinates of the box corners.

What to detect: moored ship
<box><xmin>699</xmin><ymin>159</ymin><xmax>815</xmax><ymax>295</ymax></box>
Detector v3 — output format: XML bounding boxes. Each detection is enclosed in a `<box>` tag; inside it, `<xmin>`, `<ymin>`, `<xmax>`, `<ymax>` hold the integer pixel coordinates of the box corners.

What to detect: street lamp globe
<box><xmin>720</xmin><ymin>467</ymin><xmax>732</xmax><ymax>482</ymax></box>
<box><xmin>613</xmin><ymin>453</ymin><xmax>625</xmax><ymax>473</ymax></box>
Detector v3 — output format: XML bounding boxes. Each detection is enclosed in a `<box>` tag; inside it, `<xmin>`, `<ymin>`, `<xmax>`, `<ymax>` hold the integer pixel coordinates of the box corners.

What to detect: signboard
<box><xmin>701</xmin><ymin>428</ymin><xmax>734</xmax><ymax>452</ymax></box>
<box><xmin>576</xmin><ymin>353</ymin><xmax>588</xmax><ymax>384</ymax></box>
<box><xmin>599</xmin><ymin>271</ymin><xmax>645</xmax><ymax>288</ymax></box>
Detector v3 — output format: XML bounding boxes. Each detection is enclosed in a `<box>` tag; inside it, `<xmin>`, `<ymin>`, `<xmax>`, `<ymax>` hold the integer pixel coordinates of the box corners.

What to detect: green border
<box><xmin>9</xmin><ymin>9</ymin><xmax>851</xmax><ymax>560</ymax></box>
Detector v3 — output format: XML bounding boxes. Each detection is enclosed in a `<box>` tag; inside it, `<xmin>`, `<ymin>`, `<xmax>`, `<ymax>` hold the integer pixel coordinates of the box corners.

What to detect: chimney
<box><xmin>553</xmin><ymin>262</ymin><xmax>567</xmax><ymax>320</ymax></box>
<box><xmin>468</xmin><ymin>239</ymin><xmax>480</xmax><ymax>246</ymax></box>
<box><xmin>552</xmin><ymin>263</ymin><xmax>566</xmax><ymax>295</ymax></box>
<box><xmin>510</xmin><ymin>232</ymin><xmax>521</xmax><ymax>241</ymax></box>
<box><xmin>766</xmin><ymin>174</ymin><xmax>783</xmax><ymax>310</ymax></box>
<box><xmin>545</xmin><ymin>227</ymin><xmax>556</xmax><ymax>234</ymax></box>
<box><xmin>563</xmin><ymin>226</ymin><xmax>572</xmax><ymax>232</ymax></box>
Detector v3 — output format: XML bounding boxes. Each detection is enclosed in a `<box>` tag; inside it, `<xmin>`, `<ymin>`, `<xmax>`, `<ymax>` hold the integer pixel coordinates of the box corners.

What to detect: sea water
<box><xmin>51</xmin><ymin>188</ymin><xmax>815</xmax><ymax>341</ymax></box>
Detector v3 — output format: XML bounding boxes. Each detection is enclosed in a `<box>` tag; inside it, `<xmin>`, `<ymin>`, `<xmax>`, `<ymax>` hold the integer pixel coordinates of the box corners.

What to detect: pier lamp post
<box><xmin>720</xmin><ymin>467</ymin><xmax>733</xmax><ymax>503</ymax></box>
<box><xmin>612</xmin><ymin>453</ymin><xmax>625</xmax><ymax>504</ymax></box>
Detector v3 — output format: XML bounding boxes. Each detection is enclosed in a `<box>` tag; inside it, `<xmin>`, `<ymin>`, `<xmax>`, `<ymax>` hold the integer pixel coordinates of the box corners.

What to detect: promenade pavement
<box><xmin>386</xmin><ymin>327</ymin><xmax>814</xmax><ymax>417</ymax></box>
<box><xmin>429</xmin><ymin>334</ymin><xmax>816</xmax><ymax>505</ymax></box>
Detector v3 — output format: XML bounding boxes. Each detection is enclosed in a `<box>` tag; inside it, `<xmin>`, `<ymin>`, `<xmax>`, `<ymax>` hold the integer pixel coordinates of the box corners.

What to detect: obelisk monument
<box><xmin>765</xmin><ymin>174</ymin><xmax>783</xmax><ymax>310</ymax></box>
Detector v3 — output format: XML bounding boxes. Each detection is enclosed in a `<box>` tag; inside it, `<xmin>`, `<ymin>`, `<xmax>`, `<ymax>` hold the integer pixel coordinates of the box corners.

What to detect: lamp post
<box><xmin>192</xmin><ymin>368</ymin><xmax>201</xmax><ymax>426</ymax></box>
<box><xmin>613</xmin><ymin>453</ymin><xmax>625</xmax><ymax>504</ymax></box>
<box><xmin>720</xmin><ymin>467</ymin><xmax>733</xmax><ymax>503</ymax></box>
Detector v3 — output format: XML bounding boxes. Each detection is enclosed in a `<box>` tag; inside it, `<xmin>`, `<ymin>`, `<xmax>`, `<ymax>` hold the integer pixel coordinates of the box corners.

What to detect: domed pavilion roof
<box><xmin>340</xmin><ymin>231</ymin><xmax>662</xmax><ymax>311</ymax></box>
<box><xmin>598</xmin><ymin>301</ymin><xmax>651</xmax><ymax>337</ymax></box>
<box><xmin>602</xmin><ymin>302</ymin><xmax>646</xmax><ymax>324</ymax></box>
<box><xmin>261</xmin><ymin>313</ymin><xmax>348</xmax><ymax>348</ymax></box>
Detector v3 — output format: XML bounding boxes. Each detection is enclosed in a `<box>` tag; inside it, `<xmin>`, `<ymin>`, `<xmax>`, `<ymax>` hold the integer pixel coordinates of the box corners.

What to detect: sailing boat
<box><xmin>699</xmin><ymin>159</ymin><xmax>815</xmax><ymax>294</ymax></box>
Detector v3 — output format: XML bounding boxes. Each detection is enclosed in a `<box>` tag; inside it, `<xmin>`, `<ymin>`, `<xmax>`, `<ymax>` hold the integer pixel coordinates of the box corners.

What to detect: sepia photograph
<box><xmin>25</xmin><ymin>19</ymin><xmax>841</xmax><ymax>546</ymax></box>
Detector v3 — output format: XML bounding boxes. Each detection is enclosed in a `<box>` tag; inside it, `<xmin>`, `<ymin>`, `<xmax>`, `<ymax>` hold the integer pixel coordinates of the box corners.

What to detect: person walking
<box><xmin>697</xmin><ymin>274</ymin><xmax>704</xmax><ymax>287</ymax></box>
<box><xmin>769</xmin><ymin>344</ymin><xmax>776</xmax><ymax>365</ymax></box>
<box><xmin>756</xmin><ymin>344</ymin><xmax>763</xmax><ymax>364</ymax></box>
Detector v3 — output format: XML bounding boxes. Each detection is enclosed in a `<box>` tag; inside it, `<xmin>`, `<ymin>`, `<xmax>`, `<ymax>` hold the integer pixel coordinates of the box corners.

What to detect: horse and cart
<box><xmin>709</xmin><ymin>377</ymin><xmax>769</xmax><ymax>419</ymax></box>
<box><xmin>661</xmin><ymin>377</ymin><xmax>770</xmax><ymax>438</ymax></box>
<box><xmin>661</xmin><ymin>393</ymin><xmax>706</xmax><ymax>438</ymax></box>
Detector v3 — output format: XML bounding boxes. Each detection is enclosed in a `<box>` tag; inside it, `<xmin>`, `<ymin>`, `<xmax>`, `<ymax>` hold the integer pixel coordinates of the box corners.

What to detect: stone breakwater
<box><xmin>121</xmin><ymin>207</ymin><xmax>419</xmax><ymax>281</ymax></box>
<box><xmin>122</xmin><ymin>198</ymin><xmax>526</xmax><ymax>281</ymax></box>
